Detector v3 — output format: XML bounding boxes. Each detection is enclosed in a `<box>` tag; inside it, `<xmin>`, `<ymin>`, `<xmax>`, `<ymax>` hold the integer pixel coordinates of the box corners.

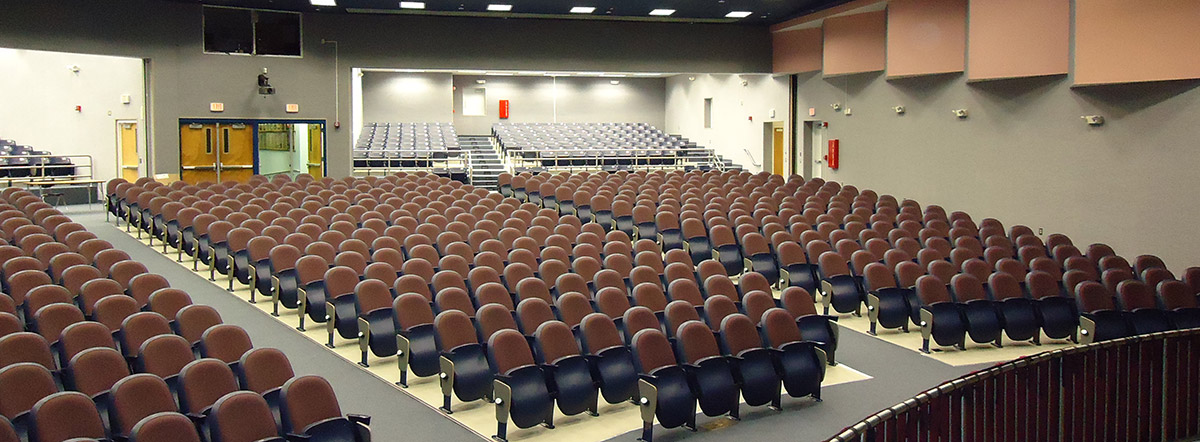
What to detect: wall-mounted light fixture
<box><xmin>893</xmin><ymin>105</ymin><xmax>906</xmax><ymax>115</ymax></box>
<box><xmin>952</xmin><ymin>109</ymin><xmax>968</xmax><ymax>119</ymax></box>
<box><xmin>831</xmin><ymin>103</ymin><xmax>842</xmax><ymax>112</ymax></box>
<box><xmin>1082</xmin><ymin>115</ymin><xmax>1104</xmax><ymax>126</ymax></box>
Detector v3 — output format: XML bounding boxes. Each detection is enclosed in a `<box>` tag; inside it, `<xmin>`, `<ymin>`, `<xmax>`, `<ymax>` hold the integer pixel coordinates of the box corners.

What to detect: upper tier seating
<box><xmin>492</xmin><ymin>122</ymin><xmax>714</xmax><ymax>170</ymax></box>
<box><xmin>0</xmin><ymin>139</ymin><xmax>76</xmax><ymax>178</ymax></box>
<box><xmin>352</xmin><ymin>123</ymin><xmax>459</xmax><ymax>168</ymax></box>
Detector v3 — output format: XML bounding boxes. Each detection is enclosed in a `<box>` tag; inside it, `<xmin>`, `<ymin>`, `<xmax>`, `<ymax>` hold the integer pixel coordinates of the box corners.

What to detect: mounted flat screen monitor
<box><xmin>255</xmin><ymin>11</ymin><xmax>302</xmax><ymax>56</ymax></box>
<box><xmin>203</xmin><ymin>7</ymin><xmax>253</xmax><ymax>54</ymax></box>
<box><xmin>203</xmin><ymin>6</ymin><xmax>301</xmax><ymax>57</ymax></box>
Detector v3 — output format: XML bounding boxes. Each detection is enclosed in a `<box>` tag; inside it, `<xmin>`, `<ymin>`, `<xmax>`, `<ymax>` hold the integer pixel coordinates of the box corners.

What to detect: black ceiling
<box><xmin>173</xmin><ymin>0</ymin><xmax>852</xmax><ymax>25</ymax></box>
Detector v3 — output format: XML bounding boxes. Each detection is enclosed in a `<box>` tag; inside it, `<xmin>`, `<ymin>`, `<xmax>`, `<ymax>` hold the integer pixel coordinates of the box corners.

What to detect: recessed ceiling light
<box><xmin>570</xmin><ymin>6</ymin><xmax>596</xmax><ymax>13</ymax></box>
<box><xmin>400</xmin><ymin>2</ymin><xmax>425</xmax><ymax>9</ymax></box>
<box><xmin>610</xmin><ymin>80</ymin><xmax>621</xmax><ymax>85</ymax></box>
<box><xmin>476</xmin><ymin>79</ymin><xmax>486</xmax><ymax>84</ymax></box>
<box><xmin>310</xmin><ymin>0</ymin><xmax>336</xmax><ymax>6</ymax></box>
<box><xmin>487</xmin><ymin>4</ymin><xmax>513</xmax><ymax>11</ymax></box>
<box><xmin>649</xmin><ymin>9</ymin><xmax>675</xmax><ymax>16</ymax></box>
<box><xmin>488</xmin><ymin>72</ymin><xmax>515</xmax><ymax>76</ymax></box>
<box><xmin>725</xmin><ymin>11</ymin><xmax>752</xmax><ymax>18</ymax></box>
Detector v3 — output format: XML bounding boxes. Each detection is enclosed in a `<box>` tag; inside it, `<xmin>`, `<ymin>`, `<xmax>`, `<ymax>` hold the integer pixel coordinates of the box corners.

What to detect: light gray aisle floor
<box><xmin>72</xmin><ymin>209</ymin><xmax>479</xmax><ymax>442</ymax></box>
<box><xmin>72</xmin><ymin>206</ymin><xmax>987</xmax><ymax>442</ymax></box>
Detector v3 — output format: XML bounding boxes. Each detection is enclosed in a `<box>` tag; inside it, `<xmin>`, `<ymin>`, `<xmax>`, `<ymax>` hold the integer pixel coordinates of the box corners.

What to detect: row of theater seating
<box><xmin>105</xmin><ymin>172</ymin><xmax>833</xmax><ymax>442</ymax></box>
<box><xmin>492</xmin><ymin>171</ymin><xmax>1200</xmax><ymax>351</ymax></box>
<box><xmin>353</xmin><ymin>123</ymin><xmax>460</xmax><ymax>168</ymax></box>
<box><xmin>0</xmin><ymin>189</ymin><xmax>371</xmax><ymax>442</ymax></box>
<box><xmin>106</xmin><ymin>168</ymin><xmax>1200</xmax><ymax>438</ymax></box>
<box><xmin>492</xmin><ymin>122</ymin><xmax>710</xmax><ymax>169</ymax></box>
<box><xmin>0</xmin><ymin>140</ymin><xmax>76</xmax><ymax>178</ymax></box>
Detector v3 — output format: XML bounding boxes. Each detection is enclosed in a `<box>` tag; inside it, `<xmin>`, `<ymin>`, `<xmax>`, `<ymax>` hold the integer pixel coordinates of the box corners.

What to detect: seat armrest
<box><xmin>348</xmin><ymin>414</ymin><xmax>371</xmax><ymax>426</ymax></box>
<box><xmin>287</xmin><ymin>433</ymin><xmax>313</xmax><ymax>442</ymax></box>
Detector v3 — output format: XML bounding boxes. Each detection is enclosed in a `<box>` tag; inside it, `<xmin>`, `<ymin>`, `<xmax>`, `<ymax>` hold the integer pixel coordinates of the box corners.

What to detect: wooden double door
<box><xmin>179</xmin><ymin>119</ymin><xmax>325</xmax><ymax>184</ymax></box>
<box><xmin>180</xmin><ymin>122</ymin><xmax>255</xmax><ymax>184</ymax></box>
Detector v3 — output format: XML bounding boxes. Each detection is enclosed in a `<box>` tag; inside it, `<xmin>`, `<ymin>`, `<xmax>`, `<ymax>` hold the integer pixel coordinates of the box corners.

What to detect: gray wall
<box><xmin>451</xmin><ymin>76</ymin><xmax>667</xmax><ymax>135</ymax></box>
<box><xmin>0</xmin><ymin>0</ymin><xmax>769</xmax><ymax>177</ymax></box>
<box><xmin>361</xmin><ymin>72</ymin><xmax>454</xmax><ymax>124</ymax></box>
<box><xmin>796</xmin><ymin>71</ymin><xmax>1200</xmax><ymax>272</ymax></box>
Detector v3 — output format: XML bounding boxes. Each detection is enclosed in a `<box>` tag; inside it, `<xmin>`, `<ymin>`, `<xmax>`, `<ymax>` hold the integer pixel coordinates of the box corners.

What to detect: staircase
<box><xmin>461</xmin><ymin>136</ymin><xmax>504</xmax><ymax>189</ymax></box>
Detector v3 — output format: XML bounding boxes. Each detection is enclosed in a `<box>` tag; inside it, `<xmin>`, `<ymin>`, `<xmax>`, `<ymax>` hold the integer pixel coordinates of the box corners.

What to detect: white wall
<box><xmin>0</xmin><ymin>48</ymin><xmax>144</xmax><ymax>182</ymax></box>
<box><xmin>665</xmin><ymin>74</ymin><xmax>791</xmax><ymax>172</ymax></box>
<box><xmin>361</xmin><ymin>72</ymin><xmax>454</xmax><ymax>124</ymax></box>
<box><xmin>451</xmin><ymin>75</ymin><xmax>667</xmax><ymax>135</ymax></box>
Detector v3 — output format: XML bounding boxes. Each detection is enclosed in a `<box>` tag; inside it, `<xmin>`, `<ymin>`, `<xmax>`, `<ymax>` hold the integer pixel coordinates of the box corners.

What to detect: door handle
<box><xmin>307</xmin><ymin>163</ymin><xmax>322</xmax><ymax>167</ymax></box>
<box><xmin>182</xmin><ymin>166</ymin><xmax>217</xmax><ymax>171</ymax></box>
<box><xmin>221</xmin><ymin>164</ymin><xmax>255</xmax><ymax>169</ymax></box>
<box><xmin>122</xmin><ymin>165</ymin><xmax>139</xmax><ymax>170</ymax></box>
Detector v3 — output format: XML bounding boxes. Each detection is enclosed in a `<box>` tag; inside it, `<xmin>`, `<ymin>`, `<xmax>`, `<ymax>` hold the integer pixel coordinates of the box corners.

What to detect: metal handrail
<box><xmin>500</xmin><ymin>147</ymin><xmax>725</xmax><ymax>173</ymax></box>
<box><xmin>825</xmin><ymin>327</ymin><xmax>1200</xmax><ymax>442</ymax></box>
<box><xmin>0</xmin><ymin>154</ymin><xmax>96</xmax><ymax>185</ymax></box>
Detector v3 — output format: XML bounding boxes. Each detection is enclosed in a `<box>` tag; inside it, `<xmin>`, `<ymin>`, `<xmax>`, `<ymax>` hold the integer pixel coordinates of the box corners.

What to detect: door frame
<box><xmin>178</xmin><ymin>118</ymin><xmax>328</xmax><ymax>178</ymax></box>
<box><xmin>115</xmin><ymin>119</ymin><xmax>144</xmax><ymax>180</ymax></box>
<box><xmin>762</xmin><ymin>121</ymin><xmax>786</xmax><ymax>176</ymax></box>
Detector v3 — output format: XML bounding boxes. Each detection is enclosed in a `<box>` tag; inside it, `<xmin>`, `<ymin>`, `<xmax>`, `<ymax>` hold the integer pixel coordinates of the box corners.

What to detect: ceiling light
<box><xmin>310</xmin><ymin>0</ymin><xmax>336</xmax><ymax>6</ymax></box>
<box><xmin>725</xmin><ymin>11</ymin><xmax>752</xmax><ymax>18</ymax></box>
<box><xmin>649</xmin><ymin>9</ymin><xmax>675</xmax><ymax>16</ymax></box>
<box><xmin>400</xmin><ymin>1</ymin><xmax>425</xmax><ymax>9</ymax></box>
<box><xmin>610</xmin><ymin>80</ymin><xmax>621</xmax><ymax>85</ymax></box>
<box><xmin>570</xmin><ymin>6</ymin><xmax>596</xmax><ymax>13</ymax></box>
<box><xmin>487</xmin><ymin>4</ymin><xmax>513</xmax><ymax>11</ymax></box>
<box><xmin>488</xmin><ymin>72</ymin><xmax>515</xmax><ymax>76</ymax></box>
<box><xmin>633</xmin><ymin>73</ymin><xmax>665</xmax><ymax>76</ymax></box>
<box><xmin>476</xmin><ymin>79</ymin><xmax>486</xmax><ymax>84</ymax></box>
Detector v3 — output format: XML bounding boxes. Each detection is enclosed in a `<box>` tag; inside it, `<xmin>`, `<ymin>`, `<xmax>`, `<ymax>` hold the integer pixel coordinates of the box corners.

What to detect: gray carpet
<box><xmin>72</xmin><ymin>206</ymin><xmax>987</xmax><ymax>442</ymax></box>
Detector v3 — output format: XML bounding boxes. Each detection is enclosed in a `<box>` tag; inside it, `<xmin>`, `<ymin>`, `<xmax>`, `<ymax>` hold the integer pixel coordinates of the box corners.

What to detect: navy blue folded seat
<box><xmin>129</xmin><ymin>412</ymin><xmax>202</xmax><ymax>442</ymax></box>
<box><xmin>109</xmin><ymin>374</ymin><xmax>178</xmax><ymax>440</ymax></box>
<box><xmin>915</xmin><ymin>275</ymin><xmax>967</xmax><ymax>353</ymax></box>
<box><xmin>777</xmin><ymin>241</ymin><xmax>818</xmax><ymax>294</ymax></box>
<box><xmin>488</xmin><ymin>329</ymin><xmax>555</xmax><ymax>441</ymax></box>
<box><xmin>236</xmin><ymin>348</ymin><xmax>294</xmax><ymax>431</ymax></box>
<box><xmin>1075</xmin><ymin>281</ymin><xmax>1132</xmax><ymax>344</ymax></box>
<box><xmin>1159</xmin><ymin>280</ymin><xmax>1200</xmax><ymax>329</ymax></box>
<box><xmin>293</xmin><ymin>256</ymin><xmax>330</xmax><ymax>332</ymax></box>
<box><xmin>681</xmin><ymin>218</ymin><xmax>712</xmax><ymax>266</ymax></box>
<box><xmin>709</xmin><ymin>225</ymin><xmax>744</xmax><ymax>276</ymax></box>
<box><xmin>741</xmin><ymin>232</ymin><xmax>780</xmax><ymax>284</ymax></box>
<box><xmin>268</xmin><ymin>245</ymin><xmax>303</xmax><ymax>317</ymax></box>
<box><xmin>208</xmin><ymin>391</ymin><xmax>285</xmax><ymax>442</ymax></box>
<box><xmin>950</xmin><ymin>274</ymin><xmax>1004</xmax><ymax>348</ymax></box>
<box><xmin>718</xmin><ymin>314</ymin><xmax>782</xmax><ymax>409</ymax></box>
<box><xmin>579</xmin><ymin>313</ymin><xmax>638</xmax><ymax>404</ymax></box>
<box><xmin>28</xmin><ymin>392</ymin><xmax>109</xmax><ymax>442</ymax></box>
<box><xmin>324</xmin><ymin>266</ymin><xmax>362</xmax><ymax>348</ymax></box>
<box><xmin>631</xmin><ymin>328</ymin><xmax>696</xmax><ymax>442</ymax></box>
<box><xmin>675</xmin><ymin>320</ymin><xmax>740</xmax><ymax>419</ymax></box>
<box><xmin>533</xmin><ymin>320</ymin><xmax>599</xmax><ymax>417</ymax></box>
<box><xmin>759</xmin><ymin>308</ymin><xmax>825</xmax><ymax>399</ymax></box>
<box><xmin>988</xmin><ymin>272</ymin><xmax>1040</xmax><ymax>343</ymax></box>
<box><xmin>817</xmin><ymin>251</ymin><xmax>864</xmax><ymax>315</ymax></box>
<box><xmin>656</xmin><ymin>212</ymin><xmax>683</xmax><ymax>252</ymax></box>
<box><xmin>780</xmin><ymin>287</ymin><xmax>839</xmax><ymax>365</ymax></box>
<box><xmin>393</xmin><ymin>293</ymin><xmax>440</xmax><ymax>387</ymax></box>
<box><xmin>353</xmin><ymin>280</ymin><xmax>397</xmax><ymax>368</ymax></box>
<box><xmin>246</xmin><ymin>236</ymin><xmax>278</xmax><ymax>303</ymax></box>
<box><xmin>1026</xmin><ymin>271</ymin><xmax>1078</xmax><ymax>342</ymax></box>
<box><xmin>1117</xmin><ymin>280</ymin><xmax>1173</xmax><ymax>335</ymax></box>
<box><xmin>434</xmin><ymin>310</ymin><xmax>492</xmax><ymax>413</ymax></box>
<box><xmin>279</xmin><ymin>376</ymin><xmax>371</xmax><ymax>442</ymax></box>
<box><xmin>862</xmin><ymin>262</ymin><xmax>911</xmax><ymax>334</ymax></box>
